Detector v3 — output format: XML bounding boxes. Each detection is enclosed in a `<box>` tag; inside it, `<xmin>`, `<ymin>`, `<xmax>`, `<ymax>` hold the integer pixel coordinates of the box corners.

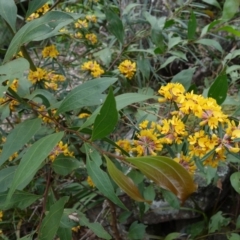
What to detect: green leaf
<box><xmin>152</xmin><ymin>28</ymin><xmax>165</xmax><ymax>53</ymax></box>
<box><xmin>105</xmin><ymin>8</ymin><xmax>124</xmax><ymax>44</ymax></box>
<box><xmin>125</xmin><ymin>156</ymin><xmax>197</xmax><ymax>202</ymax></box>
<box><xmin>4</xmin><ymin>11</ymin><xmax>74</xmax><ymax>62</ymax></box>
<box><xmin>0</xmin><ymin>0</ymin><xmax>17</xmax><ymax>33</ymax></box>
<box><xmin>0</xmin><ymin>118</ymin><xmax>42</xmax><ymax>167</ymax></box>
<box><xmin>80</xmin><ymin>93</ymin><xmax>155</xmax><ymax>129</ymax></box>
<box><xmin>6</xmin><ymin>132</ymin><xmax>64</xmax><ymax>202</ymax></box>
<box><xmin>188</xmin><ymin>11</ymin><xmax>197</xmax><ymax>40</ymax></box>
<box><xmin>228</xmin><ymin>233</ymin><xmax>240</xmax><ymax>240</ymax></box>
<box><xmin>78</xmin><ymin>211</ymin><xmax>112</xmax><ymax>239</ymax></box>
<box><xmin>0</xmin><ymin>58</ymin><xmax>29</xmax><ymax>89</ymax></box>
<box><xmin>85</xmin><ymin>144</ymin><xmax>127</xmax><ymax>210</ymax></box>
<box><xmin>168</xmin><ymin>36</ymin><xmax>182</xmax><ymax>50</ymax></box>
<box><xmin>160</xmin><ymin>56</ymin><xmax>178</xmax><ymax>69</ymax></box>
<box><xmin>222</xmin><ymin>0</ymin><xmax>240</xmax><ymax>21</ymax></box>
<box><xmin>161</xmin><ymin>189</ymin><xmax>180</xmax><ymax>209</ymax></box>
<box><xmin>57</xmin><ymin>227</ymin><xmax>72</xmax><ymax>240</ymax></box>
<box><xmin>38</xmin><ymin>196</ymin><xmax>69</xmax><ymax>240</ymax></box>
<box><xmin>0</xmin><ymin>166</ymin><xmax>17</xmax><ymax>192</ymax></box>
<box><xmin>219</xmin><ymin>26</ymin><xmax>240</xmax><ymax>37</ymax></box>
<box><xmin>137</xmin><ymin>57</ymin><xmax>151</xmax><ymax>80</ymax></box>
<box><xmin>19</xmin><ymin>234</ymin><xmax>34</xmax><ymax>240</ymax></box>
<box><xmin>128</xmin><ymin>221</ymin><xmax>146</xmax><ymax>240</ymax></box>
<box><xmin>164</xmin><ymin>233</ymin><xmax>181</xmax><ymax>240</ymax></box>
<box><xmin>195</xmin><ymin>39</ymin><xmax>223</xmax><ymax>53</ymax></box>
<box><xmin>185</xmin><ymin>221</ymin><xmax>205</xmax><ymax>238</ymax></box>
<box><xmin>202</xmin><ymin>0</ymin><xmax>221</xmax><ymax>9</ymax></box>
<box><xmin>92</xmin><ymin>87</ymin><xmax>118</xmax><ymax>141</ymax></box>
<box><xmin>52</xmin><ymin>156</ymin><xmax>80</xmax><ymax>176</ymax></box>
<box><xmin>208</xmin><ymin>73</ymin><xmax>228</xmax><ymax>105</ymax></box>
<box><xmin>106</xmin><ymin>156</ymin><xmax>150</xmax><ymax>203</ymax></box>
<box><xmin>0</xmin><ymin>191</ymin><xmax>41</xmax><ymax>210</ymax></box>
<box><xmin>26</xmin><ymin>0</ymin><xmax>49</xmax><ymax>18</ymax></box>
<box><xmin>57</xmin><ymin>77</ymin><xmax>117</xmax><ymax>114</ymax></box>
<box><xmin>93</xmin><ymin>48</ymin><xmax>112</xmax><ymax>67</ymax></box>
<box><xmin>236</xmin><ymin>215</ymin><xmax>240</xmax><ymax>229</ymax></box>
<box><xmin>171</xmin><ymin>68</ymin><xmax>196</xmax><ymax>90</ymax></box>
<box><xmin>230</xmin><ymin>172</ymin><xmax>240</xmax><ymax>194</ymax></box>
<box><xmin>208</xmin><ymin>211</ymin><xmax>230</xmax><ymax>233</ymax></box>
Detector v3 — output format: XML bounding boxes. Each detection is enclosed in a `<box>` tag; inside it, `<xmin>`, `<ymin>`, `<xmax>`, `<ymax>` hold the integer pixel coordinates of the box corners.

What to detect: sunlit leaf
<box><xmin>92</xmin><ymin>87</ymin><xmax>118</xmax><ymax>141</ymax></box>
<box><xmin>38</xmin><ymin>196</ymin><xmax>69</xmax><ymax>240</ymax></box>
<box><xmin>106</xmin><ymin>156</ymin><xmax>151</xmax><ymax>203</ymax></box>
<box><xmin>126</xmin><ymin>156</ymin><xmax>197</xmax><ymax>202</ymax></box>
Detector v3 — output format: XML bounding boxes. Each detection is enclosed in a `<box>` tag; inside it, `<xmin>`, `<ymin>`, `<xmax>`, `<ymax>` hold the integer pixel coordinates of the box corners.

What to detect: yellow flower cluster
<box><xmin>42</xmin><ymin>45</ymin><xmax>59</xmax><ymax>59</ymax></box>
<box><xmin>37</xmin><ymin>106</ymin><xmax>59</xmax><ymax>124</ymax></box>
<box><xmin>26</xmin><ymin>4</ymin><xmax>49</xmax><ymax>21</ymax></box>
<box><xmin>79</xmin><ymin>113</ymin><xmax>91</xmax><ymax>119</ymax></box>
<box><xmin>86</xmin><ymin>15</ymin><xmax>97</xmax><ymax>23</ymax></box>
<box><xmin>0</xmin><ymin>79</ymin><xmax>20</xmax><ymax>111</ymax></box>
<box><xmin>28</xmin><ymin>68</ymin><xmax>65</xmax><ymax>90</ymax></box>
<box><xmin>87</xmin><ymin>176</ymin><xmax>95</xmax><ymax>187</ymax></box>
<box><xmin>49</xmin><ymin>141</ymin><xmax>74</xmax><ymax>162</ymax></box>
<box><xmin>116</xmin><ymin>82</ymin><xmax>240</xmax><ymax>173</ymax></box>
<box><xmin>81</xmin><ymin>61</ymin><xmax>104</xmax><ymax>78</ymax></box>
<box><xmin>75</xmin><ymin>19</ymin><xmax>88</xmax><ymax>29</ymax></box>
<box><xmin>85</xmin><ymin>33</ymin><xmax>98</xmax><ymax>44</ymax></box>
<box><xmin>118</xmin><ymin>60</ymin><xmax>136</xmax><ymax>79</ymax></box>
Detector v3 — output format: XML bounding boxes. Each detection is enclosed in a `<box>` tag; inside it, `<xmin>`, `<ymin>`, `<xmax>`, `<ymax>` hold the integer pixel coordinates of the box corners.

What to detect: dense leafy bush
<box><xmin>0</xmin><ymin>0</ymin><xmax>240</xmax><ymax>239</ymax></box>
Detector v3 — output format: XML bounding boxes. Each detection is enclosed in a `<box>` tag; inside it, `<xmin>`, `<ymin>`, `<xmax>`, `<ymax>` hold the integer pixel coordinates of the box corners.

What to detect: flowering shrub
<box><xmin>0</xmin><ymin>0</ymin><xmax>240</xmax><ymax>239</ymax></box>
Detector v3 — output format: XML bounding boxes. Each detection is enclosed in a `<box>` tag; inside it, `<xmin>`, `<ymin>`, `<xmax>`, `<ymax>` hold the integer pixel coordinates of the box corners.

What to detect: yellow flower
<box><xmin>49</xmin><ymin>141</ymin><xmax>74</xmax><ymax>162</ymax></box>
<box><xmin>26</xmin><ymin>4</ymin><xmax>49</xmax><ymax>21</ymax></box>
<box><xmin>79</xmin><ymin>113</ymin><xmax>91</xmax><ymax>118</ymax></box>
<box><xmin>8</xmin><ymin>79</ymin><xmax>18</xmax><ymax>92</ymax></box>
<box><xmin>158</xmin><ymin>82</ymin><xmax>185</xmax><ymax>102</ymax></box>
<box><xmin>74</xmin><ymin>32</ymin><xmax>83</xmax><ymax>39</ymax></box>
<box><xmin>81</xmin><ymin>61</ymin><xmax>104</xmax><ymax>77</ymax></box>
<box><xmin>28</xmin><ymin>68</ymin><xmax>47</xmax><ymax>84</ymax></box>
<box><xmin>72</xmin><ymin>226</ymin><xmax>81</xmax><ymax>232</ymax></box>
<box><xmin>9</xmin><ymin>152</ymin><xmax>18</xmax><ymax>161</ymax></box>
<box><xmin>115</xmin><ymin>139</ymin><xmax>131</xmax><ymax>153</ymax></box>
<box><xmin>42</xmin><ymin>45</ymin><xmax>59</xmax><ymax>58</ymax></box>
<box><xmin>85</xmin><ymin>33</ymin><xmax>98</xmax><ymax>44</ymax></box>
<box><xmin>174</xmin><ymin>153</ymin><xmax>196</xmax><ymax>175</ymax></box>
<box><xmin>118</xmin><ymin>60</ymin><xmax>136</xmax><ymax>79</ymax></box>
<box><xmin>75</xmin><ymin>19</ymin><xmax>88</xmax><ymax>28</ymax></box>
<box><xmin>86</xmin><ymin>15</ymin><xmax>97</xmax><ymax>23</ymax></box>
<box><xmin>87</xmin><ymin>176</ymin><xmax>95</xmax><ymax>187</ymax></box>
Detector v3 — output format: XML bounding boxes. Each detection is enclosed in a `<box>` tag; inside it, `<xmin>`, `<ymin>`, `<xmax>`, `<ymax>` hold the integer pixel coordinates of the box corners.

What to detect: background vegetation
<box><xmin>0</xmin><ymin>0</ymin><xmax>240</xmax><ymax>239</ymax></box>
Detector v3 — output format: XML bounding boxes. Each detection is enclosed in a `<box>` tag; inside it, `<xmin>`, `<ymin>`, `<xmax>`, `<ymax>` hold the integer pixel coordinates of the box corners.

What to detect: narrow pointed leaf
<box><xmin>38</xmin><ymin>196</ymin><xmax>69</xmax><ymax>240</ymax></box>
<box><xmin>208</xmin><ymin>73</ymin><xmax>228</xmax><ymax>105</ymax></box>
<box><xmin>195</xmin><ymin>39</ymin><xmax>223</xmax><ymax>53</ymax></box>
<box><xmin>78</xmin><ymin>211</ymin><xmax>111</xmax><ymax>239</ymax></box>
<box><xmin>26</xmin><ymin>0</ymin><xmax>49</xmax><ymax>18</ymax></box>
<box><xmin>126</xmin><ymin>156</ymin><xmax>197</xmax><ymax>202</ymax></box>
<box><xmin>0</xmin><ymin>0</ymin><xmax>17</xmax><ymax>33</ymax></box>
<box><xmin>92</xmin><ymin>87</ymin><xmax>118</xmax><ymax>140</ymax></box>
<box><xmin>0</xmin><ymin>118</ymin><xmax>42</xmax><ymax>167</ymax></box>
<box><xmin>85</xmin><ymin>144</ymin><xmax>127</xmax><ymax>210</ymax></box>
<box><xmin>57</xmin><ymin>77</ymin><xmax>117</xmax><ymax>114</ymax></box>
<box><xmin>6</xmin><ymin>132</ymin><xmax>64</xmax><ymax>202</ymax></box>
<box><xmin>0</xmin><ymin>191</ymin><xmax>41</xmax><ymax>210</ymax></box>
<box><xmin>4</xmin><ymin>11</ymin><xmax>74</xmax><ymax>62</ymax></box>
<box><xmin>105</xmin><ymin>8</ymin><xmax>124</xmax><ymax>44</ymax></box>
<box><xmin>106</xmin><ymin>156</ymin><xmax>151</xmax><ymax>203</ymax></box>
<box><xmin>188</xmin><ymin>11</ymin><xmax>197</xmax><ymax>40</ymax></box>
<box><xmin>222</xmin><ymin>0</ymin><xmax>240</xmax><ymax>21</ymax></box>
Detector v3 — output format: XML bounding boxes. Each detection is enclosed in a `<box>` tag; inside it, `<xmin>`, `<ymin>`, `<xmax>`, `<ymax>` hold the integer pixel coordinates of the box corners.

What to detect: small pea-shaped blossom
<box><xmin>86</xmin><ymin>15</ymin><xmax>97</xmax><ymax>23</ymax></box>
<box><xmin>118</xmin><ymin>60</ymin><xmax>136</xmax><ymax>79</ymax></box>
<box><xmin>75</xmin><ymin>19</ymin><xmax>88</xmax><ymax>28</ymax></box>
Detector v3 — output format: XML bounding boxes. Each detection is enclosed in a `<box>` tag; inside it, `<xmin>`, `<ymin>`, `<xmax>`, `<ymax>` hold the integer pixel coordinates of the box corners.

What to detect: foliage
<box><xmin>0</xmin><ymin>0</ymin><xmax>240</xmax><ymax>239</ymax></box>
